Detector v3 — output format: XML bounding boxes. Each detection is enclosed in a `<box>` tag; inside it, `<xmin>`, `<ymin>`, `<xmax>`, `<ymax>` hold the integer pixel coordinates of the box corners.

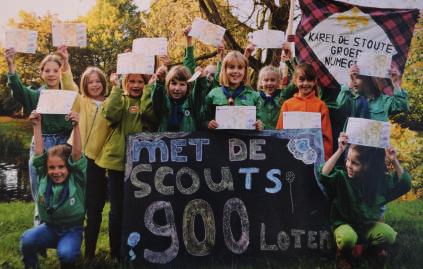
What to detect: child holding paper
<box><xmin>4</xmin><ymin>46</ymin><xmax>79</xmax><ymax>225</ymax></box>
<box><xmin>152</xmin><ymin>56</ymin><xmax>208</xmax><ymax>131</ymax></box>
<box><xmin>276</xmin><ymin>62</ymin><xmax>333</xmax><ymax>160</ymax></box>
<box><xmin>20</xmin><ymin>111</ymin><xmax>86</xmax><ymax>269</ymax></box>
<box><xmin>68</xmin><ymin>67</ymin><xmax>111</xmax><ymax>258</ymax></box>
<box><xmin>95</xmin><ymin>72</ymin><xmax>157</xmax><ymax>260</ymax></box>
<box><xmin>202</xmin><ymin>51</ymin><xmax>263</xmax><ymax>130</ymax></box>
<box><xmin>336</xmin><ymin>64</ymin><xmax>409</xmax><ymax>122</ymax></box>
<box><xmin>319</xmin><ymin>133</ymin><xmax>411</xmax><ymax>269</ymax></box>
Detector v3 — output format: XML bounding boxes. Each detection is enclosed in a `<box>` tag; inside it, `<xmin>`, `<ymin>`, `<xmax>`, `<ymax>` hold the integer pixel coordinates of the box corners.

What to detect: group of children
<box><xmin>3</xmin><ymin>26</ymin><xmax>411</xmax><ymax>269</ymax></box>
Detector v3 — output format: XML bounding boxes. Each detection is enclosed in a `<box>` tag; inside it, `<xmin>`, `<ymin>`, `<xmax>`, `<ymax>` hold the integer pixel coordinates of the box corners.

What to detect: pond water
<box><xmin>0</xmin><ymin>152</ymin><xmax>32</xmax><ymax>202</ymax></box>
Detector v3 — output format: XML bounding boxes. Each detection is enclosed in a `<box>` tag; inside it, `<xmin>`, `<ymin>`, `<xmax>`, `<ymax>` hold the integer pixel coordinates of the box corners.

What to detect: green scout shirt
<box><xmin>318</xmin><ymin>165</ymin><xmax>411</xmax><ymax>228</ymax></box>
<box><xmin>33</xmin><ymin>152</ymin><xmax>87</xmax><ymax>227</ymax></box>
<box><xmin>257</xmin><ymin>84</ymin><xmax>297</xmax><ymax>129</ymax></box>
<box><xmin>201</xmin><ymin>85</ymin><xmax>260</xmax><ymax>129</ymax></box>
<box><xmin>152</xmin><ymin>77</ymin><xmax>207</xmax><ymax>132</ymax></box>
<box><xmin>95</xmin><ymin>84</ymin><xmax>158</xmax><ymax>171</ymax></box>
<box><xmin>336</xmin><ymin>84</ymin><xmax>409</xmax><ymax>122</ymax></box>
<box><xmin>7</xmin><ymin>72</ymin><xmax>78</xmax><ymax>135</ymax></box>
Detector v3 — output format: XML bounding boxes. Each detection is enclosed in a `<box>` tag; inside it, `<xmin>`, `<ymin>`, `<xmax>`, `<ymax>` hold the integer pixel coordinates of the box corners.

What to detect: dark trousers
<box><xmin>84</xmin><ymin>158</ymin><xmax>107</xmax><ymax>258</ymax></box>
<box><xmin>107</xmin><ymin>169</ymin><xmax>124</xmax><ymax>259</ymax></box>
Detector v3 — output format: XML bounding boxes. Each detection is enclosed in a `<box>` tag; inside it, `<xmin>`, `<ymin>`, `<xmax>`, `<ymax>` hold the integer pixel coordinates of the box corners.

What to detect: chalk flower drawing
<box><xmin>285</xmin><ymin>171</ymin><xmax>296</xmax><ymax>214</ymax></box>
<box><xmin>287</xmin><ymin>138</ymin><xmax>317</xmax><ymax>165</ymax></box>
<box><xmin>336</xmin><ymin>7</ymin><xmax>369</xmax><ymax>32</ymax></box>
<box><xmin>127</xmin><ymin>232</ymin><xmax>141</xmax><ymax>261</ymax></box>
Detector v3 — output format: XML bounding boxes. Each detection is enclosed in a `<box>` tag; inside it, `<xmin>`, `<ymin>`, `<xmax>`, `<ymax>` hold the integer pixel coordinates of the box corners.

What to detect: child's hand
<box><xmin>155</xmin><ymin>66</ymin><xmax>168</xmax><ymax>81</ymax></box>
<box><xmin>254</xmin><ymin>120</ymin><xmax>263</xmax><ymax>131</ymax></box>
<box><xmin>148</xmin><ymin>74</ymin><xmax>157</xmax><ymax>84</ymax></box>
<box><xmin>338</xmin><ymin>132</ymin><xmax>348</xmax><ymax>152</ymax></box>
<box><xmin>385</xmin><ymin>146</ymin><xmax>398</xmax><ymax>163</ymax></box>
<box><xmin>29</xmin><ymin>110</ymin><xmax>41</xmax><ymax>126</ymax></box>
<box><xmin>183</xmin><ymin>26</ymin><xmax>193</xmax><ymax>45</ymax></box>
<box><xmin>159</xmin><ymin>55</ymin><xmax>170</xmax><ymax>67</ymax></box>
<box><xmin>56</xmin><ymin>45</ymin><xmax>69</xmax><ymax>62</ymax></box>
<box><xmin>66</xmin><ymin>112</ymin><xmax>79</xmax><ymax>126</ymax></box>
<box><xmin>244</xmin><ymin>43</ymin><xmax>256</xmax><ymax>59</ymax></box>
<box><xmin>208</xmin><ymin>120</ymin><xmax>219</xmax><ymax>129</ymax></box>
<box><xmin>4</xmin><ymin>48</ymin><xmax>16</xmax><ymax>66</ymax></box>
<box><xmin>349</xmin><ymin>64</ymin><xmax>359</xmax><ymax>76</ymax></box>
<box><xmin>389</xmin><ymin>64</ymin><xmax>402</xmax><ymax>89</ymax></box>
<box><xmin>195</xmin><ymin>66</ymin><xmax>207</xmax><ymax>78</ymax></box>
<box><xmin>217</xmin><ymin>42</ymin><xmax>225</xmax><ymax>61</ymax></box>
<box><xmin>281</xmin><ymin>42</ymin><xmax>292</xmax><ymax>62</ymax></box>
<box><xmin>110</xmin><ymin>73</ymin><xmax>120</xmax><ymax>87</ymax></box>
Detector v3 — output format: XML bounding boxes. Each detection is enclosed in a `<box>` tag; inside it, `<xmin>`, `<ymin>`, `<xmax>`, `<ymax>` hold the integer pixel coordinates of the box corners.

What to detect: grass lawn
<box><xmin>0</xmin><ymin>200</ymin><xmax>421</xmax><ymax>269</ymax></box>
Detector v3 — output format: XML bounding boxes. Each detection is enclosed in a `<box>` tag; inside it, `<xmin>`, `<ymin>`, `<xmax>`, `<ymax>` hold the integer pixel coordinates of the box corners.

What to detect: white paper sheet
<box><xmin>357</xmin><ymin>52</ymin><xmax>391</xmax><ymax>78</ymax></box>
<box><xmin>346</xmin><ymin>117</ymin><xmax>390</xmax><ymax>148</ymax></box>
<box><xmin>5</xmin><ymin>29</ymin><xmax>38</xmax><ymax>53</ymax></box>
<box><xmin>52</xmin><ymin>23</ymin><xmax>87</xmax><ymax>47</ymax></box>
<box><xmin>189</xmin><ymin>18</ymin><xmax>226</xmax><ymax>47</ymax></box>
<box><xmin>187</xmin><ymin>70</ymin><xmax>201</xmax><ymax>82</ymax></box>
<box><xmin>36</xmin><ymin>90</ymin><xmax>77</xmax><ymax>114</ymax></box>
<box><xmin>116</xmin><ymin>52</ymin><xmax>155</xmax><ymax>75</ymax></box>
<box><xmin>248</xmin><ymin>30</ymin><xmax>285</xmax><ymax>49</ymax></box>
<box><xmin>216</xmin><ymin>106</ymin><xmax>256</xmax><ymax>130</ymax></box>
<box><xmin>132</xmin><ymin>37</ymin><xmax>168</xmax><ymax>55</ymax></box>
<box><xmin>283</xmin><ymin>112</ymin><xmax>321</xmax><ymax>129</ymax></box>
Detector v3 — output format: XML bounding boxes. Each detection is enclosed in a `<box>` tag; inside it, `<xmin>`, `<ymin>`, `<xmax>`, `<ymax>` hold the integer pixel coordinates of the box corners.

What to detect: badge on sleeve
<box><xmin>129</xmin><ymin>105</ymin><xmax>140</xmax><ymax>114</ymax></box>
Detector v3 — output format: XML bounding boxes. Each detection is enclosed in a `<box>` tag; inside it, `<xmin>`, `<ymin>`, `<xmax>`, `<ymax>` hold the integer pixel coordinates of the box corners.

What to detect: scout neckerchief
<box><xmin>44</xmin><ymin>179</ymin><xmax>70</xmax><ymax>215</ymax></box>
<box><xmin>259</xmin><ymin>90</ymin><xmax>279</xmax><ymax>107</ymax></box>
<box><xmin>354</xmin><ymin>95</ymin><xmax>370</xmax><ymax>119</ymax></box>
<box><xmin>168</xmin><ymin>97</ymin><xmax>187</xmax><ymax>131</ymax></box>
<box><xmin>221</xmin><ymin>85</ymin><xmax>245</xmax><ymax>106</ymax></box>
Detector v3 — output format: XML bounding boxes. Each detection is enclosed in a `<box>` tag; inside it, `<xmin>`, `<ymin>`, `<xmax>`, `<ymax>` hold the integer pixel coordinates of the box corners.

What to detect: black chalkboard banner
<box><xmin>122</xmin><ymin>129</ymin><xmax>332</xmax><ymax>266</ymax></box>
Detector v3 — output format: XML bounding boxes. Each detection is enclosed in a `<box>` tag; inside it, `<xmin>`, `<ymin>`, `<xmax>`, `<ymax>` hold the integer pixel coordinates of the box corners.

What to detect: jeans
<box><xmin>107</xmin><ymin>170</ymin><xmax>124</xmax><ymax>259</ymax></box>
<box><xmin>29</xmin><ymin>134</ymin><xmax>69</xmax><ymax>226</ymax></box>
<box><xmin>84</xmin><ymin>158</ymin><xmax>108</xmax><ymax>258</ymax></box>
<box><xmin>20</xmin><ymin>224</ymin><xmax>83</xmax><ymax>268</ymax></box>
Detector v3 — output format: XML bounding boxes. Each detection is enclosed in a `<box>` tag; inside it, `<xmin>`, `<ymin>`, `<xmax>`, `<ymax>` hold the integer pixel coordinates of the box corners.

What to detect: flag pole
<box><xmin>282</xmin><ymin>0</ymin><xmax>296</xmax><ymax>85</ymax></box>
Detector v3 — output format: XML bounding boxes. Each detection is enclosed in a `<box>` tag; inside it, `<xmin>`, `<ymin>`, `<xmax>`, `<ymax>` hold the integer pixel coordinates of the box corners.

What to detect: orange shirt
<box><xmin>276</xmin><ymin>93</ymin><xmax>333</xmax><ymax>161</ymax></box>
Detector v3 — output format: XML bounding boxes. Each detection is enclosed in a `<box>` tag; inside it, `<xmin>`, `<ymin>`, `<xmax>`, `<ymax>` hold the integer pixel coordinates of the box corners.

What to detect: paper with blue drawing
<box><xmin>122</xmin><ymin>130</ymin><xmax>330</xmax><ymax>265</ymax></box>
<box><xmin>189</xmin><ymin>17</ymin><xmax>226</xmax><ymax>47</ymax></box>
<box><xmin>248</xmin><ymin>30</ymin><xmax>285</xmax><ymax>49</ymax></box>
<box><xmin>216</xmin><ymin>106</ymin><xmax>256</xmax><ymax>130</ymax></box>
<box><xmin>52</xmin><ymin>23</ymin><xmax>87</xmax><ymax>47</ymax></box>
<box><xmin>346</xmin><ymin>117</ymin><xmax>390</xmax><ymax>148</ymax></box>
<box><xmin>36</xmin><ymin>90</ymin><xmax>78</xmax><ymax>114</ymax></box>
<box><xmin>117</xmin><ymin>52</ymin><xmax>155</xmax><ymax>75</ymax></box>
<box><xmin>5</xmin><ymin>29</ymin><xmax>38</xmax><ymax>54</ymax></box>
<box><xmin>283</xmin><ymin>112</ymin><xmax>321</xmax><ymax>129</ymax></box>
<box><xmin>132</xmin><ymin>37</ymin><xmax>168</xmax><ymax>55</ymax></box>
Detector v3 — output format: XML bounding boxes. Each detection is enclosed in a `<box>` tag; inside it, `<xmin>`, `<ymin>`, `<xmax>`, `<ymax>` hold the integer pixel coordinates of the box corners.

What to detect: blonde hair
<box><xmin>219</xmin><ymin>51</ymin><xmax>249</xmax><ymax>87</ymax></box>
<box><xmin>122</xmin><ymin>74</ymin><xmax>150</xmax><ymax>94</ymax></box>
<box><xmin>39</xmin><ymin>54</ymin><xmax>62</xmax><ymax>72</ymax></box>
<box><xmin>165</xmin><ymin>65</ymin><xmax>192</xmax><ymax>96</ymax></box>
<box><xmin>47</xmin><ymin>144</ymin><xmax>72</xmax><ymax>168</ymax></box>
<box><xmin>80</xmin><ymin>67</ymin><xmax>107</xmax><ymax>97</ymax></box>
<box><xmin>257</xmin><ymin>65</ymin><xmax>281</xmax><ymax>90</ymax></box>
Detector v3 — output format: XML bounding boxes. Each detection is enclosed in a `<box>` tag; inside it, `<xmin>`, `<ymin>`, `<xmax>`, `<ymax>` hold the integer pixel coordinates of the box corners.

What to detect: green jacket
<box><xmin>7</xmin><ymin>70</ymin><xmax>77</xmax><ymax>135</ymax></box>
<box><xmin>152</xmin><ymin>77</ymin><xmax>207</xmax><ymax>132</ymax></box>
<box><xmin>318</xmin><ymin>165</ymin><xmax>411</xmax><ymax>228</ymax></box>
<box><xmin>201</xmin><ymin>85</ymin><xmax>260</xmax><ymax>129</ymax></box>
<box><xmin>257</xmin><ymin>84</ymin><xmax>297</xmax><ymax>129</ymax></box>
<box><xmin>33</xmin><ymin>152</ymin><xmax>87</xmax><ymax>227</ymax></box>
<box><xmin>336</xmin><ymin>85</ymin><xmax>409</xmax><ymax>122</ymax></box>
<box><xmin>96</xmin><ymin>84</ymin><xmax>158</xmax><ymax>171</ymax></box>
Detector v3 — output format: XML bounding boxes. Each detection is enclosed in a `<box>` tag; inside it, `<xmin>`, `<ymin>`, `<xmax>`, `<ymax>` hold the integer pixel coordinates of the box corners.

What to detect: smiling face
<box><xmin>47</xmin><ymin>156</ymin><xmax>69</xmax><ymax>184</ymax></box>
<box><xmin>345</xmin><ymin>147</ymin><xmax>366</xmax><ymax>179</ymax></box>
<box><xmin>294</xmin><ymin>69</ymin><xmax>317</xmax><ymax>97</ymax></box>
<box><xmin>86</xmin><ymin>72</ymin><xmax>104</xmax><ymax>100</ymax></box>
<box><xmin>41</xmin><ymin>61</ymin><xmax>61</xmax><ymax>89</ymax></box>
<box><xmin>226</xmin><ymin>61</ymin><xmax>246</xmax><ymax>88</ymax></box>
<box><xmin>260</xmin><ymin>71</ymin><xmax>279</xmax><ymax>95</ymax></box>
<box><xmin>126</xmin><ymin>74</ymin><xmax>145</xmax><ymax>98</ymax></box>
<box><xmin>168</xmin><ymin>79</ymin><xmax>188</xmax><ymax>100</ymax></box>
